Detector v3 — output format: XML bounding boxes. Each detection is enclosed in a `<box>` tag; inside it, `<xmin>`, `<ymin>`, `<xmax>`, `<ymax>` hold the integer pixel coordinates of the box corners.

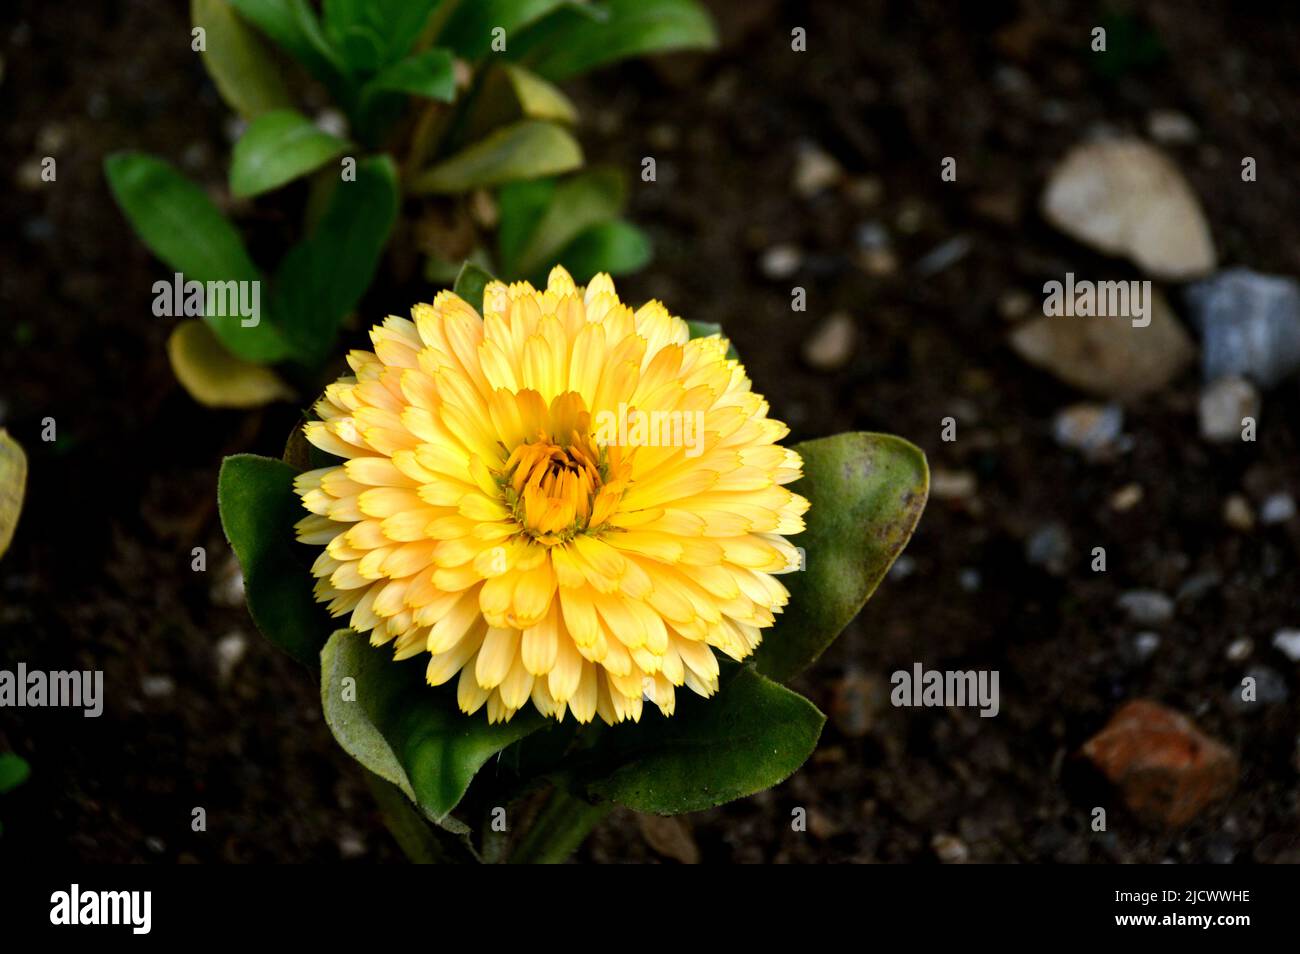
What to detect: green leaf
<box><xmin>753</xmin><ymin>432</ymin><xmax>929</xmax><ymax>683</ymax></box>
<box><xmin>192</xmin><ymin>0</ymin><xmax>293</xmax><ymax>119</ymax></box>
<box><xmin>167</xmin><ymin>320</ymin><xmax>295</xmax><ymax>408</ymax></box>
<box><xmin>556</xmin><ymin>219</ymin><xmax>651</xmax><ymax>283</ymax></box>
<box><xmin>453</xmin><ymin>261</ymin><xmax>496</xmax><ymax>312</ymax></box>
<box><xmin>217</xmin><ymin>454</ymin><xmax>332</xmax><ymax>667</ymax></box>
<box><xmin>321</xmin><ymin>628</ymin><xmax>544</xmax><ymax>826</ymax></box>
<box><xmin>495</xmin><ymin>179</ymin><xmax>554</xmax><ymax>276</ymax></box>
<box><xmin>323</xmin><ymin>0</ymin><xmax>440</xmax><ymax>68</ymax></box>
<box><xmin>0</xmin><ymin>753</ymin><xmax>30</xmax><ymax>794</ymax></box>
<box><xmin>230</xmin><ymin>109</ymin><xmax>350</xmax><ymax>198</ymax></box>
<box><xmin>435</xmin><ymin>0</ymin><xmax>570</xmax><ymax>60</ymax></box>
<box><xmin>506</xmin><ymin>167</ymin><xmax>623</xmax><ymax>278</ymax></box>
<box><xmin>361</xmin><ymin>48</ymin><xmax>456</xmax><ymax>101</ymax></box>
<box><xmin>229</xmin><ymin>0</ymin><xmax>348</xmax><ymax>88</ymax></box>
<box><xmin>410</xmin><ymin>120</ymin><xmax>582</xmax><ymax>194</ymax></box>
<box><xmin>567</xmin><ymin>667</ymin><xmax>824</xmax><ymax>814</ymax></box>
<box><xmin>456</xmin><ymin>63</ymin><xmax>577</xmax><ymax>148</ymax></box>
<box><xmin>103</xmin><ymin>152</ymin><xmax>292</xmax><ymax>363</ymax></box>
<box><xmin>0</xmin><ymin>429</ymin><xmax>27</xmax><ymax>560</ymax></box>
<box><xmin>270</xmin><ymin>155</ymin><xmax>399</xmax><ymax>366</ymax></box>
<box><xmin>512</xmin><ymin>0</ymin><xmax>717</xmax><ymax>81</ymax></box>
<box><xmin>365</xmin><ymin>773</ymin><xmax>479</xmax><ymax>863</ymax></box>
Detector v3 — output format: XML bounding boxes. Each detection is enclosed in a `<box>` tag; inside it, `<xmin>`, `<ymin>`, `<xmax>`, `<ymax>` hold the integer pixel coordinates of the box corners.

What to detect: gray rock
<box><xmin>802</xmin><ymin>312</ymin><xmax>856</xmax><ymax>371</ymax></box>
<box><xmin>759</xmin><ymin>244</ymin><xmax>802</xmax><ymax>280</ymax></box>
<box><xmin>1053</xmin><ymin>403</ymin><xmax>1123</xmax><ymax>457</ymax></box>
<box><xmin>1198</xmin><ymin>376</ymin><xmax>1259</xmax><ymax>443</ymax></box>
<box><xmin>1272</xmin><ymin>629</ymin><xmax>1300</xmax><ymax>662</ymax></box>
<box><xmin>1026</xmin><ymin>522</ymin><xmax>1071</xmax><ymax>575</ymax></box>
<box><xmin>1259</xmin><ymin>492</ymin><xmax>1296</xmax><ymax>525</ymax></box>
<box><xmin>1185</xmin><ymin>268</ymin><xmax>1300</xmax><ymax>388</ymax></box>
<box><xmin>1133</xmin><ymin>631</ymin><xmax>1162</xmax><ymax>660</ymax></box>
<box><xmin>1225</xmin><ymin>637</ymin><xmax>1253</xmax><ymax>662</ymax></box>
<box><xmin>1117</xmin><ymin>589</ymin><xmax>1175</xmax><ymax>625</ymax></box>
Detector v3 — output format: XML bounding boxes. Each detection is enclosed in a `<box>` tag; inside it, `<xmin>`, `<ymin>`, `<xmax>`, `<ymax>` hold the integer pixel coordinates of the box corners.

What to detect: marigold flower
<box><xmin>295</xmin><ymin>267</ymin><xmax>808</xmax><ymax>724</ymax></box>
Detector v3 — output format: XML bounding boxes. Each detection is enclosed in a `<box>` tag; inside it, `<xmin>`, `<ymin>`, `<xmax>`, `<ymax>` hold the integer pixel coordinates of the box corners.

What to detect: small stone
<box><xmin>1259</xmin><ymin>492</ymin><xmax>1296</xmax><ymax>525</ymax></box>
<box><xmin>1223</xmin><ymin>494</ymin><xmax>1255</xmax><ymax>532</ymax></box>
<box><xmin>895</xmin><ymin>199</ymin><xmax>925</xmax><ymax>234</ymax></box>
<box><xmin>1052</xmin><ymin>403</ymin><xmax>1123</xmax><ymax>458</ymax></box>
<box><xmin>637</xmin><ymin>815</ymin><xmax>700</xmax><ymax>864</ymax></box>
<box><xmin>857</xmin><ymin>248</ymin><xmax>898</xmax><ymax>276</ymax></box>
<box><xmin>1176</xmin><ymin>571</ymin><xmax>1220</xmax><ymax>603</ymax></box>
<box><xmin>930</xmin><ymin>469</ymin><xmax>976</xmax><ymax>500</ymax></box>
<box><xmin>830</xmin><ymin>670</ymin><xmax>886</xmax><ymax>738</ymax></box>
<box><xmin>958</xmin><ymin>568</ymin><xmax>981</xmax><ymax>592</ymax></box>
<box><xmin>1025</xmin><ymin>521</ymin><xmax>1071</xmax><ymax>575</ymax></box>
<box><xmin>215</xmin><ymin>631</ymin><xmax>248</xmax><ymax>684</ymax></box>
<box><xmin>792</xmin><ymin>143</ymin><xmax>842</xmax><ymax>198</ymax></box>
<box><xmin>1272</xmin><ymin>629</ymin><xmax>1300</xmax><ymax>662</ymax></box>
<box><xmin>1080</xmin><ymin>700</ymin><xmax>1238</xmax><ymax>828</ymax></box>
<box><xmin>210</xmin><ymin>555</ymin><xmax>246</xmax><ymax>608</ymax></box>
<box><xmin>1185</xmin><ymin>268</ymin><xmax>1300</xmax><ymax>388</ymax></box>
<box><xmin>1225</xmin><ymin>638</ymin><xmax>1253</xmax><ymax>663</ymax></box>
<box><xmin>802</xmin><ymin>312</ymin><xmax>856</xmax><ymax>371</ymax></box>
<box><xmin>1010</xmin><ymin>290</ymin><xmax>1195</xmax><ymax>400</ymax></box>
<box><xmin>1110</xmin><ymin>483</ymin><xmax>1144</xmax><ymax>512</ymax></box>
<box><xmin>1146</xmin><ymin>110</ymin><xmax>1199</xmax><ymax>145</ymax></box>
<box><xmin>759</xmin><ymin>244</ymin><xmax>801</xmax><ymax>280</ymax></box>
<box><xmin>338</xmin><ymin>830</ymin><xmax>366</xmax><ymax>858</ymax></box>
<box><xmin>853</xmin><ymin>221</ymin><xmax>890</xmax><ymax>251</ymax></box>
<box><xmin>931</xmin><ymin>833</ymin><xmax>969</xmax><ymax>864</ymax></box>
<box><xmin>141</xmin><ymin>674</ymin><xmax>175</xmax><ymax>699</ymax></box>
<box><xmin>1133</xmin><ymin>632</ymin><xmax>1161</xmax><ymax>660</ymax></box>
<box><xmin>1117</xmin><ymin>589</ymin><xmax>1175</xmax><ymax>626</ymax></box>
<box><xmin>1041</xmin><ymin>138</ymin><xmax>1216</xmax><ymax>280</ymax></box>
<box><xmin>914</xmin><ymin>235</ymin><xmax>972</xmax><ymax>277</ymax></box>
<box><xmin>888</xmin><ymin>554</ymin><xmax>916</xmax><ymax>581</ymax></box>
<box><xmin>314</xmin><ymin>108</ymin><xmax>348</xmax><ymax>138</ymax></box>
<box><xmin>997</xmin><ymin>289</ymin><xmax>1033</xmax><ymax>321</ymax></box>
<box><xmin>1199</xmin><ymin>377</ymin><xmax>1259</xmax><ymax>443</ymax></box>
<box><xmin>845</xmin><ymin>176</ymin><xmax>883</xmax><ymax>206</ymax></box>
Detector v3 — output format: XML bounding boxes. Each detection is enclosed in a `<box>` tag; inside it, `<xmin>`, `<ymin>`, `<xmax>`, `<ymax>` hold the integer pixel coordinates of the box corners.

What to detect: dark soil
<box><xmin>1</xmin><ymin>0</ymin><xmax>1297</xmax><ymax>863</ymax></box>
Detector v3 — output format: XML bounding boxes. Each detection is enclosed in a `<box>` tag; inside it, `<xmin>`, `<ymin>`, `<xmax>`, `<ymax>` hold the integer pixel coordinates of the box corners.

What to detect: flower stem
<box><xmin>508</xmin><ymin>787</ymin><xmax>613</xmax><ymax>864</ymax></box>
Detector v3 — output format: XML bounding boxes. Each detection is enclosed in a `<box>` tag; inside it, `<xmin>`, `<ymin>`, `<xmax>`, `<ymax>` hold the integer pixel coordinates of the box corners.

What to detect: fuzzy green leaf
<box><xmin>568</xmin><ymin>667</ymin><xmax>824</xmax><ymax>814</ymax></box>
<box><xmin>217</xmin><ymin>454</ymin><xmax>331</xmax><ymax>666</ymax></box>
<box><xmin>321</xmin><ymin>628</ymin><xmax>544</xmax><ymax>826</ymax></box>
<box><xmin>229</xmin><ymin>0</ymin><xmax>348</xmax><ymax>88</ymax></box>
<box><xmin>435</xmin><ymin>0</ymin><xmax>570</xmax><ymax>60</ymax></box>
<box><xmin>753</xmin><ymin>432</ymin><xmax>929</xmax><ymax>682</ymax></box>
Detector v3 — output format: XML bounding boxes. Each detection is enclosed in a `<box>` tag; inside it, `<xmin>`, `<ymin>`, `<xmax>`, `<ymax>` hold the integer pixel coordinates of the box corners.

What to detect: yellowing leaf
<box><xmin>167</xmin><ymin>320</ymin><xmax>295</xmax><ymax>408</ymax></box>
<box><xmin>0</xmin><ymin>429</ymin><xmax>27</xmax><ymax>559</ymax></box>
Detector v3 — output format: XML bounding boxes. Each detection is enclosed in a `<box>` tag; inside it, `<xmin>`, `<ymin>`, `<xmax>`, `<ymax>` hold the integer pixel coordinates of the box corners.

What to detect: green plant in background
<box><xmin>105</xmin><ymin>0</ymin><xmax>716</xmax><ymax>408</ymax></box>
<box><xmin>218</xmin><ymin>264</ymin><xmax>930</xmax><ymax>863</ymax></box>
<box><xmin>0</xmin><ymin>753</ymin><xmax>31</xmax><ymax>837</ymax></box>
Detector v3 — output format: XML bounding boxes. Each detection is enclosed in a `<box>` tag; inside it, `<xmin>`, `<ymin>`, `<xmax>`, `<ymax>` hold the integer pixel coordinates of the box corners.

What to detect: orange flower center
<box><xmin>501</xmin><ymin>403</ymin><xmax>631</xmax><ymax>545</ymax></box>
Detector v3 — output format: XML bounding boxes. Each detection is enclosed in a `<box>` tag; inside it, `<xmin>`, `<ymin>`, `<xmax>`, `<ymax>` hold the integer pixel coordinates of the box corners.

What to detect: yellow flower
<box><xmin>295</xmin><ymin>267</ymin><xmax>808</xmax><ymax>724</ymax></box>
